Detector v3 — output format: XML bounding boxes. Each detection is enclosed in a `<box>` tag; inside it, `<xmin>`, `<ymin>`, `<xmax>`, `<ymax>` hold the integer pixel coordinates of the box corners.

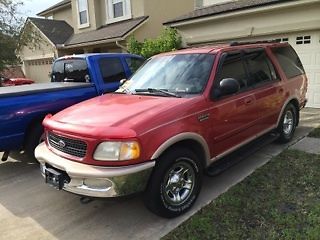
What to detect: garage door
<box><xmin>289</xmin><ymin>31</ymin><xmax>320</xmax><ymax>108</ymax></box>
<box><xmin>25</xmin><ymin>58</ymin><xmax>53</xmax><ymax>83</ymax></box>
<box><xmin>238</xmin><ymin>31</ymin><xmax>320</xmax><ymax>108</ymax></box>
<box><xmin>259</xmin><ymin>31</ymin><xmax>320</xmax><ymax>108</ymax></box>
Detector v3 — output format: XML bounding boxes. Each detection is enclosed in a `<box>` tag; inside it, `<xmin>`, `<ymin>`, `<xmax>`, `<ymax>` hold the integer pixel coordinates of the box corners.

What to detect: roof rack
<box><xmin>229</xmin><ymin>39</ymin><xmax>280</xmax><ymax>46</ymax></box>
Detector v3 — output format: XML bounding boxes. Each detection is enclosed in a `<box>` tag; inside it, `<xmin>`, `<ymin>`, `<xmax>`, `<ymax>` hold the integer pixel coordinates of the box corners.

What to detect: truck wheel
<box><xmin>25</xmin><ymin>124</ymin><xmax>44</xmax><ymax>160</ymax></box>
<box><xmin>277</xmin><ymin>103</ymin><xmax>297</xmax><ymax>143</ymax></box>
<box><xmin>144</xmin><ymin>147</ymin><xmax>203</xmax><ymax>218</ymax></box>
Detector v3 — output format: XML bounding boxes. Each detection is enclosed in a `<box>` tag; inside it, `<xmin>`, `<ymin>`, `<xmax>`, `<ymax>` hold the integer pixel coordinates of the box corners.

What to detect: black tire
<box><xmin>277</xmin><ymin>103</ymin><xmax>297</xmax><ymax>143</ymax></box>
<box><xmin>144</xmin><ymin>147</ymin><xmax>203</xmax><ymax>218</ymax></box>
<box><xmin>25</xmin><ymin>123</ymin><xmax>45</xmax><ymax>160</ymax></box>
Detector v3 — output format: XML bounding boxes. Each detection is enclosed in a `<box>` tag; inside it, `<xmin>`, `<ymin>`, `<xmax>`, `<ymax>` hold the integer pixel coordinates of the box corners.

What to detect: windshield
<box><xmin>117</xmin><ymin>53</ymin><xmax>215</xmax><ymax>96</ymax></box>
<box><xmin>51</xmin><ymin>59</ymin><xmax>90</xmax><ymax>82</ymax></box>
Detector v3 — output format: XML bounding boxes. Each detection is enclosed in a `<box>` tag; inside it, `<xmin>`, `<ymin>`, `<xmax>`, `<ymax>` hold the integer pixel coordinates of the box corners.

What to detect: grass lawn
<box><xmin>308</xmin><ymin>126</ymin><xmax>320</xmax><ymax>138</ymax></box>
<box><xmin>163</xmin><ymin>150</ymin><xmax>320</xmax><ymax>240</ymax></box>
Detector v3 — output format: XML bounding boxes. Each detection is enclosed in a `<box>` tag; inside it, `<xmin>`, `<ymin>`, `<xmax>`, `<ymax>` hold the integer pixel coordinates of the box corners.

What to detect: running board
<box><xmin>206</xmin><ymin>132</ymin><xmax>279</xmax><ymax>177</ymax></box>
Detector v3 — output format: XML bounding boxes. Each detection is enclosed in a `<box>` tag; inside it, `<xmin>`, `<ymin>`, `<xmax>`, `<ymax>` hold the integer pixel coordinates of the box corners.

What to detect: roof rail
<box><xmin>229</xmin><ymin>39</ymin><xmax>280</xmax><ymax>46</ymax></box>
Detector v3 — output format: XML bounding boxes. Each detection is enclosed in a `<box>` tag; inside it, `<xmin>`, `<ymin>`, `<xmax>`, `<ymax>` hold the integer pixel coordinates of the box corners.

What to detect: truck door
<box><xmin>208</xmin><ymin>51</ymin><xmax>260</xmax><ymax>157</ymax></box>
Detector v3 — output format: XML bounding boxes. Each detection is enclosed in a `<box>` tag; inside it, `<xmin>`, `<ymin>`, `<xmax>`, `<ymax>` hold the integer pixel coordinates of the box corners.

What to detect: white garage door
<box><xmin>240</xmin><ymin>31</ymin><xmax>320</xmax><ymax>108</ymax></box>
<box><xmin>289</xmin><ymin>31</ymin><xmax>320</xmax><ymax>108</ymax></box>
<box><xmin>261</xmin><ymin>31</ymin><xmax>320</xmax><ymax>108</ymax></box>
<box><xmin>25</xmin><ymin>58</ymin><xmax>53</xmax><ymax>83</ymax></box>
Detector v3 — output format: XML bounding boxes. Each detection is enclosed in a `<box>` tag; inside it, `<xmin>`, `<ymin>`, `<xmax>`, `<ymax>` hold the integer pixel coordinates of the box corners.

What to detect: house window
<box><xmin>296</xmin><ymin>36</ymin><xmax>311</xmax><ymax>45</ymax></box>
<box><xmin>106</xmin><ymin>0</ymin><xmax>131</xmax><ymax>23</ymax></box>
<box><xmin>77</xmin><ymin>0</ymin><xmax>89</xmax><ymax>27</ymax></box>
<box><xmin>275</xmin><ymin>38</ymin><xmax>289</xmax><ymax>43</ymax></box>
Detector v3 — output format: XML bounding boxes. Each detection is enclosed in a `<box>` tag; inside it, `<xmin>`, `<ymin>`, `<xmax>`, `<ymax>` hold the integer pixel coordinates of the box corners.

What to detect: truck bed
<box><xmin>0</xmin><ymin>82</ymin><xmax>94</xmax><ymax>98</ymax></box>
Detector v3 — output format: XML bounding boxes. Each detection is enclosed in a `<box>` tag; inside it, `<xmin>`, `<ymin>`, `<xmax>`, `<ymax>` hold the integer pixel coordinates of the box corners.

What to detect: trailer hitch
<box><xmin>1</xmin><ymin>151</ymin><xmax>9</xmax><ymax>161</ymax></box>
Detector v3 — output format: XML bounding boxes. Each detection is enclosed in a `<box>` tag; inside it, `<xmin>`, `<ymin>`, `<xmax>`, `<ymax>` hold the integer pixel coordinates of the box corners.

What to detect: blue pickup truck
<box><xmin>0</xmin><ymin>53</ymin><xmax>144</xmax><ymax>160</ymax></box>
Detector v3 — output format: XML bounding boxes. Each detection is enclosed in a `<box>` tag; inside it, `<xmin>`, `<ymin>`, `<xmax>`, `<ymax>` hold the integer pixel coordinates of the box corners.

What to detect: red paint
<box><xmin>43</xmin><ymin>43</ymin><xmax>307</xmax><ymax>167</ymax></box>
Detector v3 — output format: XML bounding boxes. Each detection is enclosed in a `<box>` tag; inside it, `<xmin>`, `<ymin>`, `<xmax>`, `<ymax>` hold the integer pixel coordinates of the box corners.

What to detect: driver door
<box><xmin>208</xmin><ymin>51</ymin><xmax>260</xmax><ymax>158</ymax></box>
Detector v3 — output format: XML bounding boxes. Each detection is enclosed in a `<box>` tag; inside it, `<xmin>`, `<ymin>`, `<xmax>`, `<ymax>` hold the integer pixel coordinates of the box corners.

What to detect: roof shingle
<box><xmin>65</xmin><ymin>16</ymin><xmax>148</xmax><ymax>46</ymax></box>
<box><xmin>29</xmin><ymin>17</ymin><xmax>74</xmax><ymax>45</ymax></box>
<box><xmin>165</xmin><ymin>0</ymin><xmax>295</xmax><ymax>25</ymax></box>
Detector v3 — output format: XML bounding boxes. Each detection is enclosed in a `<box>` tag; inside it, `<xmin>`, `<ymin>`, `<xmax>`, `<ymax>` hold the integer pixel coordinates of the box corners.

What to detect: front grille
<box><xmin>48</xmin><ymin>132</ymin><xmax>87</xmax><ymax>158</ymax></box>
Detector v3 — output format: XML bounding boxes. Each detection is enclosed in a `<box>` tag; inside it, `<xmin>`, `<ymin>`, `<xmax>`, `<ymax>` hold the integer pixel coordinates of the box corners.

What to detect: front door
<box><xmin>208</xmin><ymin>51</ymin><xmax>260</xmax><ymax>158</ymax></box>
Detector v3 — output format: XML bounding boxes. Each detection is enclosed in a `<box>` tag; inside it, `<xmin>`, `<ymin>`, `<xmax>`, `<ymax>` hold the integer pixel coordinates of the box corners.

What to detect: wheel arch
<box><xmin>151</xmin><ymin>132</ymin><xmax>211</xmax><ymax>169</ymax></box>
<box><xmin>277</xmin><ymin>97</ymin><xmax>300</xmax><ymax>127</ymax></box>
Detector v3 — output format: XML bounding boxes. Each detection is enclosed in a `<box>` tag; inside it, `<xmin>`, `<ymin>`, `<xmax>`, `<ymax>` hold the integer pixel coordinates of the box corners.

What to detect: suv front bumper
<box><xmin>35</xmin><ymin>143</ymin><xmax>155</xmax><ymax>198</ymax></box>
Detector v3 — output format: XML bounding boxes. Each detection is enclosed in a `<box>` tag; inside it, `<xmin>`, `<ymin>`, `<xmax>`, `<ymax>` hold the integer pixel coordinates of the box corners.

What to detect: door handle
<box><xmin>244</xmin><ymin>97</ymin><xmax>253</xmax><ymax>105</ymax></box>
<box><xmin>279</xmin><ymin>88</ymin><xmax>284</xmax><ymax>94</ymax></box>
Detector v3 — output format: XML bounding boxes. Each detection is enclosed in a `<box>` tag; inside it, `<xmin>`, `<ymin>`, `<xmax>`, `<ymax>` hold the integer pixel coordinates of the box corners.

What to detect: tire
<box><xmin>25</xmin><ymin>123</ymin><xmax>45</xmax><ymax>160</ymax></box>
<box><xmin>277</xmin><ymin>103</ymin><xmax>297</xmax><ymax>143</ymax></box>
<box><xmin>144</xmin><ymin>147</ymin><xmax>203</xmax><ymax>218</ymax></box>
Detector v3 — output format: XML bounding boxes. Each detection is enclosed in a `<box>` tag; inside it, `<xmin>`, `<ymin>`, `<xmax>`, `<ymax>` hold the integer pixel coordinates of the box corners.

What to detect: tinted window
<box><xmin>125</xmin><ymin>57</ymin><xmax>144</xmax><ymax>73</ymax></box>
<box><xmin>244</xmin><ymin>49</ymin><xmax>277</xmax><ymax>86</ymax></box>
<box><xmin>216</xmin><ymin>52</ymin><xmax>247</xmax><ymax>90</ymax></box>
<box><xmin>51</xmin><ymin>59</ymin><xmax>89</xmax><ymax>82</ymax></box>
<box><xmin>99</xmin><ymin>58</ymin><xmax>126</xmax><ymax>83</ymax></box>
<box><xmin>272</xmin><ymin>46</ymin><xmax>305</xmax><ymax>79</ymax></box>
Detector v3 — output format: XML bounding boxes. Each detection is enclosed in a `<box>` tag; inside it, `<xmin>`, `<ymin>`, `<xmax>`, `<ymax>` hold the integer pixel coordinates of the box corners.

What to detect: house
<box><xmin>19</xmin><ymin>0</ymin><xmax>195</xmax><ymax>83</ymax></box>
<box><xmin>165</xmin><ymin>0</ymin><xmax>320</xmax><ymax>108</ymax></box>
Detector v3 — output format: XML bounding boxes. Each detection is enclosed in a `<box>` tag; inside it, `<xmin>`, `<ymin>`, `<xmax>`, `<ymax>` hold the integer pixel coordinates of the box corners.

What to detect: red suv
<box><xmin>35</xmin><ymin>41</ymin><xmax>307</xmax><ymax>218</ymax></box>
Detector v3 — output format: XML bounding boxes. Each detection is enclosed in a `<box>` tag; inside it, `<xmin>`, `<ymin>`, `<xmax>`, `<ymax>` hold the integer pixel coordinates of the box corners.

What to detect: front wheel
<box><xmin>25</xmin><ymin>124</ymin><xmax>45</xmax><ymax>160</ymax></box>
<box><xmin>277</xmin><ymin>103</ymin><xmax>297</xmax><ymax>143</ymax></box>
<box><xmin>144</xmin><ymin>147</ymin><xmax>203</xmax><ymax>218</ymax></box>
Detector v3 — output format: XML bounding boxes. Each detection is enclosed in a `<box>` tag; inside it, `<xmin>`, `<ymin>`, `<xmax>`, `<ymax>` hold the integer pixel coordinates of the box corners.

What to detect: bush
<box><xmin>127</xmin><ymin>28</ymin><xmax>182</xmax><ymax>59</ymax></box>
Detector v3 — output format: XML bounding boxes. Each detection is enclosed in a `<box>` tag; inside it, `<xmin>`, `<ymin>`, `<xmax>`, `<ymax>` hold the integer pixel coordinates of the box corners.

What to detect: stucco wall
<box><xmin>132</xmin><ymin>0</ymin><xmax>194</xmax><ymax>42</ymax></box>
<box><xmin>18</xmin><ymin>23</ymin><xmax>56</xmax><ymax>83</ymax></box>
<box><xmin>52</xmin><ymin>7</ymin><xmax>74</xmax><ymax>27</ymax></box>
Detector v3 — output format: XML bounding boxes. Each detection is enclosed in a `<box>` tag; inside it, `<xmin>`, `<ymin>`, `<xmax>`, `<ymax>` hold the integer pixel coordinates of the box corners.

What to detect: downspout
<box><xmin>116</xmin><ymin>40</ymin><xmax>128</xmax><ymax>53</ymax></box>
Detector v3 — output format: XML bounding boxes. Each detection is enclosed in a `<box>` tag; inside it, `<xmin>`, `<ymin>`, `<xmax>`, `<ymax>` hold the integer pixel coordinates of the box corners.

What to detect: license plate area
<box><xmin>45</xmin><ymin>167</ymin><xmax>65</xmax><ymax>190</ymax></box>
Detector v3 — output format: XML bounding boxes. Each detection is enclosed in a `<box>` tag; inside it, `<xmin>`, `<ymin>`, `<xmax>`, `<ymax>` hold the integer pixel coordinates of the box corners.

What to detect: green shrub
<box><xmin>127</xmin><ymin>28</ymin><xmax>182</xmax><ymax>59</ymax></box>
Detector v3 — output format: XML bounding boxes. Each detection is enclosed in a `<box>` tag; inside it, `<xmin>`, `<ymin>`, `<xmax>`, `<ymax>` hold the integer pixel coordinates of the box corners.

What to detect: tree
<box><xmin>0</xmin><ymin>0</ymin><xmax>24</xmax><ymax>72</ymax></box>
<box><xmin>127</xmin><ymin>28</ymin><xmax>182</xmax><ymax>59</ymax></box>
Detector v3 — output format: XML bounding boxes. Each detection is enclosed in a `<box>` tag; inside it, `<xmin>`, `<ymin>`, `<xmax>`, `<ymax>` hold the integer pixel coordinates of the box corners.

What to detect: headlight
<box><xmin>93</xmin><ymin>141</ymin><xmax>140</xmax><ymax>161</ymax></box>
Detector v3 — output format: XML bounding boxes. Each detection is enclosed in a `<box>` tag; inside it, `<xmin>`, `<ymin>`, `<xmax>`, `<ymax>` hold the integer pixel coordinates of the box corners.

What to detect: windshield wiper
<box><xmin>135</xmin><ymin>88</ymin><xmax>181</xmax><ymax>98</ymax></box>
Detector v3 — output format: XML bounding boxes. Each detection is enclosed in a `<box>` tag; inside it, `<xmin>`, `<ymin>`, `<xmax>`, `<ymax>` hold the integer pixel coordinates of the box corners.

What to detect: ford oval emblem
<box><xmin>58</xmin><ymin>140</ymin><xmax>66</xmax><ymax>148</ymax></box>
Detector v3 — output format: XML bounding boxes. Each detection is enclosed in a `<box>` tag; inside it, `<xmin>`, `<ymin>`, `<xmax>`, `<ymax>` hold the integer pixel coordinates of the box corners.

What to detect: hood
<box><xmin>48</xmin><ymin>93</ymin><xmax>192</xmax><ymax>138</ymax></box>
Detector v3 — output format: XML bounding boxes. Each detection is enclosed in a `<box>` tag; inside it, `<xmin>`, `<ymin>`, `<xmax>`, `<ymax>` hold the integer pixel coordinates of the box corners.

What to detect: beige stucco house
<box><xmin>19</xmin><ymin>0</ymin><xmax>194</xmax><ymax>83</ymax></box>
<box><xmin>166</xmin><ymin>0</ymin><xmax>320</xmax><ymax>108</ymax></box>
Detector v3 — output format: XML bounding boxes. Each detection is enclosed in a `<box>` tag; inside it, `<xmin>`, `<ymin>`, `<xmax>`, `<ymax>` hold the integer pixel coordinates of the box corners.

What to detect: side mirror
<box><xmin>219</xmin><ymin>78</ymin><xmax>240</xmax><ymax>96</ymax></box>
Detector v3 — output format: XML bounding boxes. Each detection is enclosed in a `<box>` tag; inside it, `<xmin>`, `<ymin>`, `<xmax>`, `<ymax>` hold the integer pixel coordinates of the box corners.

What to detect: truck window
<box><xmin>51</xmin><ymin>59</ymin><xmax>89</xmax><ymax>82</ymax></box>
<box><xmin>216</xmin><ymin>52</ymin><xmax>248</xmax><ymax>90</ymax></box>
<box><xmin>99</xmin><ymin>58</ymin><xmax>126</xmax><ymax>83</ymax></box>
<box><xmin>125</xmin><ymin>57</ymin><xmax>144</xmax><ymax>73</ymax></box>
<box><xmin>244</xmin><ymin>49</ymin><xmax>278</xmax><ymax>86</ymax></box>
<box><xmin>272</xmin><ymin>46</ymin><xmax>305</xmax><ymax>79</ymax></box>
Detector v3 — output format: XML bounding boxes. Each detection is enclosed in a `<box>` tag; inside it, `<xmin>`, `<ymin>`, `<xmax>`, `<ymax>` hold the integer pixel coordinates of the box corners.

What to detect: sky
<box><xmin>19</xmin><ymin>0</ymin><xmax>62</xmax><ymax>18</ymax></box>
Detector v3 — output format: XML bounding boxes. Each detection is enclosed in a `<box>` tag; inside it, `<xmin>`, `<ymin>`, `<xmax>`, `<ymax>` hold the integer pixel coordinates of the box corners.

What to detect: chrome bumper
<box><xmin>35</xmin><ymin>143</ymin><xmax>155</xmax><ymax>198</ymax></box>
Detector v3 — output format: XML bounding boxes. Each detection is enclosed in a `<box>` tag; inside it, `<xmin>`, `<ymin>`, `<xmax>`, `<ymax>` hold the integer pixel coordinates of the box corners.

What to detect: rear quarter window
<box><xmin>272</xmin><ymin>46</ymin><xmax>305</xmax><ymax>79</ymax></box>
<box><xmin>99</xmin><ymin>57</ymin><xmax>126</xmax><ymax>83</ymax></box>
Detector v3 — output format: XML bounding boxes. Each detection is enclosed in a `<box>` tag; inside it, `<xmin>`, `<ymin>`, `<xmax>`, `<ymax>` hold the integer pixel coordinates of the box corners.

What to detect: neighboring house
<box><xmin>19</xmin><ymin>0</ymin><xmax>194</xmax><ymax>83</ymax></box>
<box><xmin>165</xmin><ymin>0</ymin><xmax>320</xmax><ymax>108</ymax></box>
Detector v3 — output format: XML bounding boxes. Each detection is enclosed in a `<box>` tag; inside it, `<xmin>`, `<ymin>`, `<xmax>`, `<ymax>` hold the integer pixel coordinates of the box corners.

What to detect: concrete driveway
<box><xmin>0</xmin><ymin>108</ymin><xmax>319</xmax><ymax>240</ymax></box>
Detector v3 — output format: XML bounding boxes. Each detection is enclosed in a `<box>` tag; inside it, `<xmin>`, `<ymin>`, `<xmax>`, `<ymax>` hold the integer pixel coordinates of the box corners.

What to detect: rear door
<box><xmin>208</xmin><ymin>51</ymin><xmax>260</xmax><ymax>157</ymax></box>
<box><xmin>243</xmin><ymin>48</ymin><xmax>284</xmax><ymax>131</ymax></box>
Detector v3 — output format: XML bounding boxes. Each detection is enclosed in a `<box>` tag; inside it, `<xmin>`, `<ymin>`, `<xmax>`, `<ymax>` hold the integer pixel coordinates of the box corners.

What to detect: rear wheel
<box><xmin>144</xmin><ymin>147</ymin><xmax>203</xmax><ymax>218</ymax></box>
<box><xmin>277</xmin><ymin>103</ymin><xmax>297</xmax><ymax>143</ymax></box>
